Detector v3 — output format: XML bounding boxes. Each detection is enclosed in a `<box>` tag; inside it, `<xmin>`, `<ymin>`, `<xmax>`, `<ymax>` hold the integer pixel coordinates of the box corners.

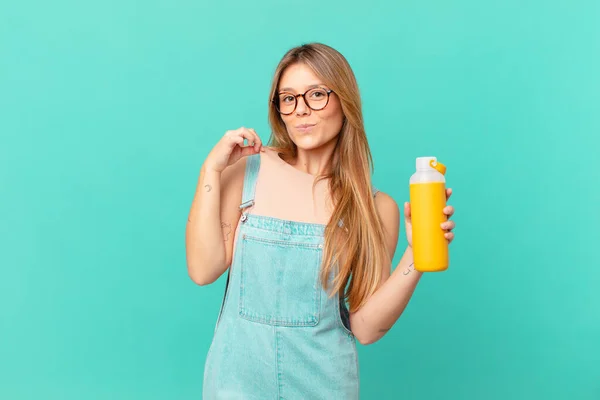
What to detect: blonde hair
<box><xmin>266</xmin><ymin>43</ymin><xmax>391</xmax><ymax>313</ymax></box>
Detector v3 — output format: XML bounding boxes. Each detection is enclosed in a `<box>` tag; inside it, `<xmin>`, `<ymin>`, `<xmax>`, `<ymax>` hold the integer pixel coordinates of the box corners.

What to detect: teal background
<box><xmin>1</xmin><ymin>0</ymin><xmax>599</xmax><ymax>399</ymax></box>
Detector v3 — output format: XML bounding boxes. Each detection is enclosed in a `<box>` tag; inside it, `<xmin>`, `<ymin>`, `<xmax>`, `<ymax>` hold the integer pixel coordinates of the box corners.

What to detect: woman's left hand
<box><xmin>404</xmin><ymin>188</ymin><xmax>455</xmax><ymax>248</ymax></box>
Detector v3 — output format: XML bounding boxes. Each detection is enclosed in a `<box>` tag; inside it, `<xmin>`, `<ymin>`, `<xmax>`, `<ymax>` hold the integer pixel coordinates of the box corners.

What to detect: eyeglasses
<box><xmin>272</xmin><ymin>87</ymin><xmax>334</xmax><ymax>115</ymax></box>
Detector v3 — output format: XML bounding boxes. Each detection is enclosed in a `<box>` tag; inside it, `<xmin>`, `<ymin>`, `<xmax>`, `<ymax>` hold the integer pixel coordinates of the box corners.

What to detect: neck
<box><xmin>291</xmin><ymin>140</ymin><xmax>338</xmax><ymax>177</ymax></box>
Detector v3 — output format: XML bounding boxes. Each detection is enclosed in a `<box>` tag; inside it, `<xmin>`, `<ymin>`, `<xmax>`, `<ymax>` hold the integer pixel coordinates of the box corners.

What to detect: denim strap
<box><xmin>239</xmin><ymin>153</ymin><xmax>261</xmax><ymax>210</ymax></box>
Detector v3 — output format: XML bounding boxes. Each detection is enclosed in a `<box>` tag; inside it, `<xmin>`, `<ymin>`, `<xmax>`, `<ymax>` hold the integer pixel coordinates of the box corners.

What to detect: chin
<box><xmin>291</xmin><ymin>134</ymin><xmax>326</xmax><ymax>150</ymax></box>
<box><xmin>287</xmin><ymin>125</ymin><xmax>340</xmax><ymax>150</ymax></box>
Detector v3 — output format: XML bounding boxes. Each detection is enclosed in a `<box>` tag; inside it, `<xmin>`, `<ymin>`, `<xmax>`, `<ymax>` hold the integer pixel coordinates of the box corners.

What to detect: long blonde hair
<box><xmin>267</xmin><ymin>43</ymin><xmax>391</xmax><ymax>313</ymax></box>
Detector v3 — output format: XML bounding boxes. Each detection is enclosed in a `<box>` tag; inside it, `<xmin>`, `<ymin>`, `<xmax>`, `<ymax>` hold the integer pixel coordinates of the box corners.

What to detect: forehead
<box><xmin>278</xmin><ymin>63</ymin><xmax>324</xmax><ymax>92</ymax></box>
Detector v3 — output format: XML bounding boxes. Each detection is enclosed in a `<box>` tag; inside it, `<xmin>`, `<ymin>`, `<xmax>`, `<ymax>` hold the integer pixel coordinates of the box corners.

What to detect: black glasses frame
<box><xmin>272</xmin><ymin>87</ymin><xmax>334</xmax><ymax>115</ymax></box>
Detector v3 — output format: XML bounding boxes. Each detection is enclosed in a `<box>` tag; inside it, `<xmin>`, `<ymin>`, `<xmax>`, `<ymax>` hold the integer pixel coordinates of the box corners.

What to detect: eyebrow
<box><xmin>278</xmin><ymin>84</ymin><xmax>326</xmax><ymax>93</ymax></box>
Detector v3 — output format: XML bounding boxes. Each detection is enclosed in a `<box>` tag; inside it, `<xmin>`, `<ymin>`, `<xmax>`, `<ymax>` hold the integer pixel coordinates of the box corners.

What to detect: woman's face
<box><xmin>277</xmin><ymin>63</ymin><xmax>344</xmax><ymax>151</ymax></box>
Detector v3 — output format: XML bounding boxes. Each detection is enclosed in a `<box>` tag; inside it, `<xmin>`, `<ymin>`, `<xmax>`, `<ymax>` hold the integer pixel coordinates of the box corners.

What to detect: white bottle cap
<box><xmin>416</xmin><ymin>156</ymin><xmax>437</xmax><ymax>171</ymax></box>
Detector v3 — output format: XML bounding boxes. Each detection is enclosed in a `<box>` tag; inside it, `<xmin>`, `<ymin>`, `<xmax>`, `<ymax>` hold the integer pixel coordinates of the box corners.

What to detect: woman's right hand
<box><xmin>204</xmin><ymin>127</ymin><xmax>263</xmax><ymax>173</ymax></box>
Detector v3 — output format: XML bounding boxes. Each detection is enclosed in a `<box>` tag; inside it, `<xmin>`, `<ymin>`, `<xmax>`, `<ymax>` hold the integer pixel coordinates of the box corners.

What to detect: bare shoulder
<box><xmin>221</xmin><ymin>149</ymin><xmax>267</xmax><ymax>196</ymax></box>
<box><xmin>374</xmin><ymin>190</ymin><xmax>400</xmax><ymax>224</ymax></box>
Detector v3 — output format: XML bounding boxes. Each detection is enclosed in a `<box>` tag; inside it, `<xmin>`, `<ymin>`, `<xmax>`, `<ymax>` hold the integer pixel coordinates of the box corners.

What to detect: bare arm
<box><xmin>185</xmin><ymin>127</ymin><xmax>262</xmax><ymax>285</ymax></box>
<box><xmin>185</xmin><ymin>160</ymin><xmax>245</xmax><ymax>285</ymax></box>
<box><xmin>351</xmin><ymin>245</ymin><xmax>421</xmax><ymax>345</ymax></box>
<box><xmin>349</xmin><ymin>191</ymin><xmax>424</xmax><ymax>345</ymax></box>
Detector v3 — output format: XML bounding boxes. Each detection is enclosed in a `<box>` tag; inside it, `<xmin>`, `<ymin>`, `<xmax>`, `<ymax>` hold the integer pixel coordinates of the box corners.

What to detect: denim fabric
<box><xmin>203</xmin><ymin>154</ymin><xmax>377</xmax><ymax>399</ymax></box>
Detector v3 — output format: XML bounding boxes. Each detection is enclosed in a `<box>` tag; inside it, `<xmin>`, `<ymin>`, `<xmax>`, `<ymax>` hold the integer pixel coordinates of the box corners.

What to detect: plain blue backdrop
<box><xmin>1</xmin><ymin>0</ymin><xmax>599</xmax><ymax>398</ymax></box>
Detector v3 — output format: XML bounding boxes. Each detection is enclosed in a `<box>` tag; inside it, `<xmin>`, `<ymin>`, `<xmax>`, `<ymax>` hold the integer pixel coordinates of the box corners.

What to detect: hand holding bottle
<box><xmin>406</xmin><ymin>157</ymin><xmax>456</xmax><ymax>272</ymax></box>
<box><xmin>404</xmin><ymin>188</ymin><xmax>455</xmax><ymax>248</ymax></box>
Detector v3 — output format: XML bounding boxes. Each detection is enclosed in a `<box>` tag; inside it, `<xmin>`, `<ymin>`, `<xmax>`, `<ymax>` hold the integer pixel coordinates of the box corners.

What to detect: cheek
<box><xmin>319</xmin><ymin>103</ymin><xmax>344</xmax><ymax>132</ymax></box>
<box><xmin>280</xmin><ymin>115</ymin><xmax>294</xmax><ymax>130</ymax></box>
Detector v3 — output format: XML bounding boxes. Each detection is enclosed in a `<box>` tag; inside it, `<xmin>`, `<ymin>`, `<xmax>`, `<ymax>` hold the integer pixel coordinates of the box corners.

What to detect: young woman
<box><xmin>186</xmin><ymin>42</ymin><xmax>456</xmax><ymax>399</ymax></box>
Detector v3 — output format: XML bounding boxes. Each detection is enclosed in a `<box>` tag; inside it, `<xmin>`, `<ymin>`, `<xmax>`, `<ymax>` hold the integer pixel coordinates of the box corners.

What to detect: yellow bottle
<box><xmin>409</xmin><ymin>157</ymin><xmax>449</xmax><ymax>272</ymax></box>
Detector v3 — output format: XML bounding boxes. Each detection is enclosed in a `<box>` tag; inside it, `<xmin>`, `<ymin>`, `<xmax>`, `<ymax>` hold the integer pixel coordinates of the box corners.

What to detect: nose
<box><xmin>295</xmin><ymin>95</ymin><xmax>310</xmax><ymax>116</ymax></box>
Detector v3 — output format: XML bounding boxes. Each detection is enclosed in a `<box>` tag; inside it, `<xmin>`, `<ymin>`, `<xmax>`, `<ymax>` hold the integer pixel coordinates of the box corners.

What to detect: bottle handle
<box><xmin>429</xmin><ymin>159</ymin><xmax>447</xmax><ymax>175</ymax></box>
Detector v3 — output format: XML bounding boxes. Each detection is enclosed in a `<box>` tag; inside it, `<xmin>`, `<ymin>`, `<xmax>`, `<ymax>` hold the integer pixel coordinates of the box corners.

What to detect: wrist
<box><xmin>202</xmin><ymin>163</ymin><xmax>223</xmax><ymax>177</ymax></box>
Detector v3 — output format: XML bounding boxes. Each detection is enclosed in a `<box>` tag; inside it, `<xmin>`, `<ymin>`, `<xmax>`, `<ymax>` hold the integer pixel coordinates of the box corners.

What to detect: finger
<box><xmin>225</xmin><ymin>129</ymin><xmax>256</xmax><ymax>156</ymax></box>
<box><xmin>243</xmin><ymin>128</ymin><xmax>262</xmax><ymax>151</ymax></box>
<box><xmin>239</xmin><ymin>145</ymin><xmax>258</xmax><ymax>157</ymax></box>
<box><xmin>237</xmin><ymin>128</ymin><xmax>255</xmax><ymax>145</ymax></box>
<box><xmin>237</xmin><ymin>128</ymin><xmax>261</xmax><ymax>152</ymax></box>
<box><xmin>228</xmin><ymin>134</ymin><xmax>245</xmax><ymax>146</ymax></box>
<box><xmin>441</xmin><ymin>221</ymin><xmax>456</xmax><ymax>231</ymax></box>
<box><xmin>443</xmin><ymin>206</ymin><xmax>454</xmax><ymax>217</ymax></box>
<box><xmin>446</xmin><ymin>188</ymin><xmax>453</xmax><ymax>200</ymax></box>
<box><xmin>249</xmin><ymin>128</ymin><xmax>263</xmax><ymax>152</ymax></box>
<box><xmin>231</xmin><ymin>126</ymin><xmax>247</xmax><ymax>137</ymax></box>
<box><xmin>444</xmin><ymin>232</ymin><xmax>454</xmax><ymax>242</ymax></box>
<box><xmin>232</xmin><ymin>127</ymin><xmax>252</xmax><ymax>144</ymax></box>
<box><xmin>404</xmin><ymin>202</ymin><xmax>411</xmax><ymax>218</ymax></box>
<box><xmin>250</xmin><ymin>129</ymin><xmax>262</xmax><ymax>153</ymax></box>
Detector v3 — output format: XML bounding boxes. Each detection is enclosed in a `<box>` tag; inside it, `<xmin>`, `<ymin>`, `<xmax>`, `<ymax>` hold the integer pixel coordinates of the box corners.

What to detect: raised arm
<box><xmin>185</xmin><ymin>128</ymin><xmax>263</xmax><ymax>285</ymax></box>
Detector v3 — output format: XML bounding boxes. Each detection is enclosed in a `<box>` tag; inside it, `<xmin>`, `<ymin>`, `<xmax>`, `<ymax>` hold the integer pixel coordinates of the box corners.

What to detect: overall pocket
<box><xmin>238</xmin><ymin>234</ymin><xmax>323</xmax><ymax>327</ymax></box>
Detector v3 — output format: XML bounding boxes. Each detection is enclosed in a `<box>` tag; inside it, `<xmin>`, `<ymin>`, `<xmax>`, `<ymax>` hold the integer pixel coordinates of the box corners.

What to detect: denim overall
<box><xmin>203</xmin><ymin>153</ymin><xmax>379</xmax><ymax>399</ymax></box>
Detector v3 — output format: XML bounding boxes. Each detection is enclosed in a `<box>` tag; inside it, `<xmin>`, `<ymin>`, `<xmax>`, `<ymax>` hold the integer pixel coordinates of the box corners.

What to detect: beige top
<box><xmin>230</xmin><ymin>148</ymin><xmax>334</xmax><ymax>259</ymax></box>
<box><xmin>250</xmin><ymin>147</ymin><xmax>334</xmax><ymax>225</ymax></box>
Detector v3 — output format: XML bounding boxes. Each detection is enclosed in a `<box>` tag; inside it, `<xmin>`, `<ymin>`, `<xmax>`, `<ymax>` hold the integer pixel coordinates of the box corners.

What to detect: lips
<box><xmin>295</xmin><ymin>124</ymin><xmax>316</xmax><ymax>133</ymax></box>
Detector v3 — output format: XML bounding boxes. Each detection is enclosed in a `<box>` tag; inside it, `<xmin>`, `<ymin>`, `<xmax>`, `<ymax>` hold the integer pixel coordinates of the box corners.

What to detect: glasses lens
<box><xmin>306</xmin><ymin>88</ymin><xmax>328</xmax><ymax>110</ymax></box>
<box><xmin>277</xmin><ymin>93</ymin><xmax>296</xmax><ymax>114</ymax></box>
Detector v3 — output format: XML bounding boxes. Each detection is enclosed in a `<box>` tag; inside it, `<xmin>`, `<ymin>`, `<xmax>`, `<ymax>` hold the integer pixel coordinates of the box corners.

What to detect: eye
<box><xmin>309</xmin><ymin>89</ymin><xmax>327</xmax><ymax>99</ymax></box>
<box><xmin>280</xmin><ymin>94</ymin><xmax>295</xmax><ymax>104</ymax></box>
